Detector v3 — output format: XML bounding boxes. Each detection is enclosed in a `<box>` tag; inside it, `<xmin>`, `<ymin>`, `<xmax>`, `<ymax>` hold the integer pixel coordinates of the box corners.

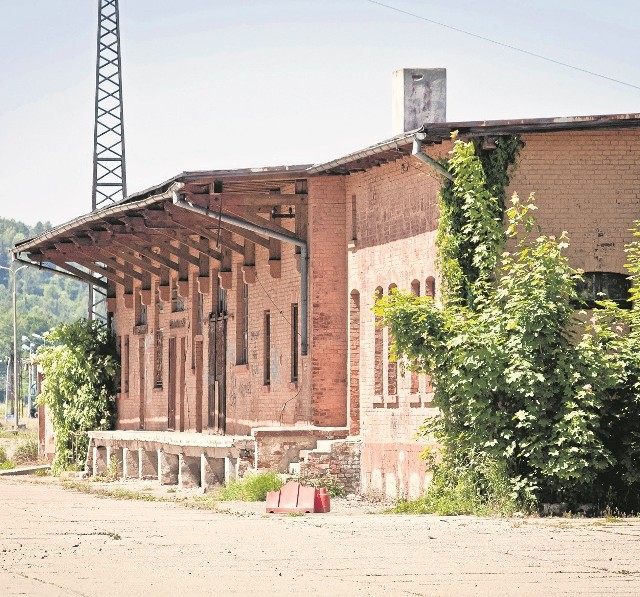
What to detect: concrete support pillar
<box><xmin>139</xmin><ymin>449</ymin><xmax>158</xmax><ymax>480</ymax></box>
<box><xmin>93</xmin><ymin>446</ymin><xmax>107</xmax><ymax>477</ymax></box>
<box><xmin>123</xmin><ymin>447</ymin><xmax>139</xmax><ymax>479</ymax></box>
<box><xmin>159</xmin><ymin>450</ymin><xmax>179</xmax><ymax>485</ymax></box>
<box><xmin>225</xmin><ymin>456</ymin><xmax>237</xmax><ymax>484</ymax></box>
<box><xmin>179</xmin><ymin>454</ymin><xmax>201</xmax><ymax>489</ymax></box>
<box><xmin>201</xmin><ymin>454</ymin><xmax>225</xmax><ymax>492</ymax></box>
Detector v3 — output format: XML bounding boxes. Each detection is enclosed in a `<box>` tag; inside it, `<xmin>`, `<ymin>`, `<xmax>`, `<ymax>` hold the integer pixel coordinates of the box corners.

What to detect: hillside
<box><xmin>0</xmin><ymin>217</ymin><xmax>87</xmax><ymax>390</ymax></box>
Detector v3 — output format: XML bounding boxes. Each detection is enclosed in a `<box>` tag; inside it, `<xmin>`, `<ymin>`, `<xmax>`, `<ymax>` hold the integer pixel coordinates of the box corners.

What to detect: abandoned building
<box><xmin>13</xmin><ymin>69</ymin><xmax>640</xmax><ymax>498</ymax></box>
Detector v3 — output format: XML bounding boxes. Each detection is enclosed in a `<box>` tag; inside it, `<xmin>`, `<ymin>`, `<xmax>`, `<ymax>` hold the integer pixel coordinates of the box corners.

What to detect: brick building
<box><xmin>13</xmin><ymin>69</ymin><xmax>640</xmax><ymax>497</ymax></box>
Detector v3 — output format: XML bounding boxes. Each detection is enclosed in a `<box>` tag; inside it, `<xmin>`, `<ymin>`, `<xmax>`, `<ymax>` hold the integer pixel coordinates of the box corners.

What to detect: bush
<box><xmin>297</xmin><ymin>472</ymin><xmax>346</xmax><ymax>498</ymax></box>
<box><xmin>14</xmin><ymin>439</ymin><xmax>38</xmax><ymax>465</ymax></box>
<box><xmin>37</xmin><ymin>319</ymin><xmax>119</xmax><ymax>473</ymax></box>
<box><xmin>218</xmin><ymin>471</ymin><xmax>283</xmax><ymax>502</ymax></box>
<box><xmin>0</xmin><ymin>445</ymin><xmax>15</xmax><ymax>470</ymax></box>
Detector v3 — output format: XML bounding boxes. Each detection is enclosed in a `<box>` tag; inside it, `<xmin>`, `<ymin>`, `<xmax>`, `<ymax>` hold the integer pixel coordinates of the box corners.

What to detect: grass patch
<box><xmin>62</xmin><ymin>480</ymin><xmax>165</xmax><ymax>503</ymax></box>
<box><xmin>0</xmin><ymin>446</ymin><xmax>15</xmax><ymax>470</ymax></box>
<box><xmin>390</xmin><ymin>458</ymin><xmax>527</xmax><ymax>516</ymax></box>
<box><xmin>218</xmin><ymin>471</ymin><xmax>283</xmax><ymax>502</ymax></box>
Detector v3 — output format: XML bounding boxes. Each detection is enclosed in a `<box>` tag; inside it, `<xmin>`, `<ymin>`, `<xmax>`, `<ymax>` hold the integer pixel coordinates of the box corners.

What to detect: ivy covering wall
<box><xmin>378</xmin><ymin>136</ymin><xmax>640</xmax><ymax>514</ymax></box>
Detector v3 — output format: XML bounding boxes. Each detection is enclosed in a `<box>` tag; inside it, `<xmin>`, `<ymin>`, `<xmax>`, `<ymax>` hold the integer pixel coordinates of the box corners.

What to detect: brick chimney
<box><xmin>392</xmin><ymin>68</ymin><xmax>446</xmax><ymax>135</ymax></box>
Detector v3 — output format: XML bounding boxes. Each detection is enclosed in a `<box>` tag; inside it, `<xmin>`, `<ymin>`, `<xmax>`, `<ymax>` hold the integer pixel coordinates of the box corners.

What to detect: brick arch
<box><xmin>411</xmin><ymin>279</ymin><xmax>420</xmax><ymax>297</ymax></box>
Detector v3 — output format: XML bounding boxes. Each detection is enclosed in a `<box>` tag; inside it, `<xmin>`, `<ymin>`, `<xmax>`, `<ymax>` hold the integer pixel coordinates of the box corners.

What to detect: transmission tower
<box><xmin>90</xmin><ymin>0</ymin><xmax>127</xmax><ymax>320</ymax></box>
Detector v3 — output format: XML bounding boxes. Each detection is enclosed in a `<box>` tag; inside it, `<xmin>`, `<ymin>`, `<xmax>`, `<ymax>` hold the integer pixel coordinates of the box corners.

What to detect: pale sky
<box><xmin>1</xmin><ymin>0</ymin><xmax>638</xmax><ymax>226</ymax></box>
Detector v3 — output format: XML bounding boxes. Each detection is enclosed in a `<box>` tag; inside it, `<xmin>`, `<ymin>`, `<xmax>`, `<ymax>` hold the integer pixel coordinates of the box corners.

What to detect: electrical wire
<box><xmin>365</xmin><ymin>0</ymin><xmax>640</xmax><ymax>92</ymax></box>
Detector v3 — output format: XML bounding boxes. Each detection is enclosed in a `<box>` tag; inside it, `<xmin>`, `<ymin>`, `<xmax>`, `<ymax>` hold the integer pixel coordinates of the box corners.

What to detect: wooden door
<box><xmin>208</xmin><ymin>315</ymin><xmax>227</xmax><ymax>434</ymax></box>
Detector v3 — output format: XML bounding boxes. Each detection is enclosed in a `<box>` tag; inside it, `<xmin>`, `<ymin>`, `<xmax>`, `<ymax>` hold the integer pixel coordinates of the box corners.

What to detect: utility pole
<box><xmin>0</xmin><ymin>264</ymin><xmax>27</xmax><ymax>429</ymax></box>
<box><xmin>90</xmin><ymin>0</ymin><xmax>127</xmax><ymax>321</ymax></box>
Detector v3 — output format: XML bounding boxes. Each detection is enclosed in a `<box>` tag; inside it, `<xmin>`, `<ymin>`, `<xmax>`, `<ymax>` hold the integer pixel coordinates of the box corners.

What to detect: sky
<box><xmin>0</xmin><ymin>0</ymin><xmax>638</xmax><ymax>227</ymax></box>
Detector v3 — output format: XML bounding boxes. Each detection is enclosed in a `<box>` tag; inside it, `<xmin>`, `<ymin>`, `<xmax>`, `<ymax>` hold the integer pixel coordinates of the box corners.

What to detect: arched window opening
<box><xmin>387</xmin><ymin>284</ymin><xmax>398</xmax><ymax>396</ymax></box>
<box><xmin>374</xmin><ymin>287</ymin><xmax>384</xmax><ymax>395</ymax></box>
<box><xmin>349</xmin><ymin>290</ymin><xmax>361</xmax><ymax>434</ymax></box>
<box><xmin>425</xmin><ymin>276</ymin><xmax>436</xmax><ymax>299</ymax></box>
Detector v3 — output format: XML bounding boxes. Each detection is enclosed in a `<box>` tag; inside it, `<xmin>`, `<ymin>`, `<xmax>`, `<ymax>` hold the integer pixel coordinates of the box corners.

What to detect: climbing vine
<box><xmin>37</xmin><ymin>319</ymin><xmax>119</xmax><ymax>473</ymax></box>
<box><xmin>436</xmin><ymin>134</ymin><xmax>522</xmax><ymax>307</ymax></box>
<box><xmin>377</xmin><ymin>137</ymin><xmax>640</xmax><ymax>513</ymax></box>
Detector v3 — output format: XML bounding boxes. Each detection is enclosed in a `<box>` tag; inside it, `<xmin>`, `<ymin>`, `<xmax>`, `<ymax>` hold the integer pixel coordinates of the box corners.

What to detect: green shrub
<box><xmin>218</xmin><ymin>471</ymin><xmax>283</xmax><ymax>502</ymax></box>
<box><xmin>37</xmin><ymin>319</ymin><xmax>119</xmax><ymax>474</ymax></box>
<box><xmin>14</xmin><ymin>439</ymin><xmax>38</xmax><ymax>464</ymax></box>
<box><xmin>297</xmin><ymin>472</ymin><xmax>346</xmax><ymax>498</ymax></box>
<box><xmin>391</xmin><ymin>452</ymin><xmax>528</xmax><ymax>516</ymax></box>
<box><xmin>0</xmin><ymin>446</ymin><xmax>15</xmax><ymax>470</ymax></box>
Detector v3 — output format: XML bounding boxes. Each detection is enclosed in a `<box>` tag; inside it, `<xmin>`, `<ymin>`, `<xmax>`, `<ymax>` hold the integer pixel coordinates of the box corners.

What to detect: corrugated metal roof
<box><xmin>309</xmin><ymin>112</ymin><xmax>640</xmax><ymax>175</ymax></box>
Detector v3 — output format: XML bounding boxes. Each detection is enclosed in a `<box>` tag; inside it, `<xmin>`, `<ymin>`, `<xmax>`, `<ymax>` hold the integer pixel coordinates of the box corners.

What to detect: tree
<box><xmin>37</xmin><ymin>319</ymin><xmax>119</xmax><ymax>473</ymax></box>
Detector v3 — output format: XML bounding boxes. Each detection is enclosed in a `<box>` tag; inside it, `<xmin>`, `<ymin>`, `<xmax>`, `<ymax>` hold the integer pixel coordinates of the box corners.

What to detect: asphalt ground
<box><xmin>1</xmin><ymin>476</ymin><xmax>640</xmax><ymax>596</ymax></box>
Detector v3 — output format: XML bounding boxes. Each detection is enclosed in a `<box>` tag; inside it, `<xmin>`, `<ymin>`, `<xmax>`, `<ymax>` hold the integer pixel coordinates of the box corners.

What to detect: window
<box><xmin>217</xmin><ymin>286</ymin><xmax>227</xmax><ymax>316</ymax></box>
<box><xmin>387</xmin><ymin>284</ymin><xmax>398</xmax><ymax>395</ymax></box>
<box><xmin>135</xmin><ymin>292</ymin><xmax>147</xmax><ymax>326</ymax></box>
<box><xmin>351</xmin><ymin>194</ymin><xmax>357</xmax><ymax>240</ymax></box>
<box><xmin>575</xmin><ymin>272</ymin><xmax>631</xmax><ymax>309</ymax></box>
<box><xmin>237</xmin><ymin>281</ymin><xmax>249</xmax><ymax>365</ymax></box>
<box><xmin>374</xmin><ymin>287</ymin><xmax>383</xmax><ymax>395</ymax></box>
<box><xmin>425</xmin><ymin>277</ymin><xmax>436</xmax><ymax>299</ymax></box>
<box><xmin>122</xmin><ymin>336</ymin><xmax>129</xmax><ymax>394</ymax></box>
<box><xmin>171</xmin><ymin>285</ymin><xmax>184</xmax><ymax>312</ymax></box>
<box><xmin>291</xmin><ymin>304</ymin><xmax>299</xmax><ymax>382</ymax></box>
<box><xmin>196</xmin><ymin>291</ymin><xmax>204</xmax><ymax>336</ymax></box>
<box><xmin>264</xmin><ymin>311</ymin><xmax>271</xmax><ymax>385</ymax></box>
<box><xmin>154</xmin><ymin>330</ymin><xmax>163</xmax><ymax>388</ymax></box>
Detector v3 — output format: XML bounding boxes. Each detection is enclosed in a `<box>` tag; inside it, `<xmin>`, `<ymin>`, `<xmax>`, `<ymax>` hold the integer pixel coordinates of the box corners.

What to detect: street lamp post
<box><xmin>0</xmin><ymin>263</ymin><xmax>27</xmax><ymax>429</ymax></box>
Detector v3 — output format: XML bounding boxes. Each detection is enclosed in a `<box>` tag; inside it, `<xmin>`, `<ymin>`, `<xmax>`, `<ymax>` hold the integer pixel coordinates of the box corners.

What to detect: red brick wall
<box><xmin>345</xmin><ymin>156</ymin><xmax>443</xmax><ymax>499</ymax></box>
<box><xmin>112</xmin><ymin>216</ymin><xmax>313</xmax><ymax>436</ymax></box>
<box><xmin>350</xmin><ymin>128</ymin><xmax>640</xmax><ymax>499</ymax></box>
<box><xmin>308</xmin><ymin>177</ymin><xmax>348</xmax><ymax>427</ymax></box>
<box><xmin>507</xmin><ymin>129</ymin><xmax>640</xmax><ymax>274</ymax></box>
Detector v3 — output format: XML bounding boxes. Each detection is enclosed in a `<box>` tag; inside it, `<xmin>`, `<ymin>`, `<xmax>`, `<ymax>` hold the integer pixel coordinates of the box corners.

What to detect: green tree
<box><xmin>37</xmin><ymin>319</ymin><xmax>119</xmax><ymax>473</ymax></box>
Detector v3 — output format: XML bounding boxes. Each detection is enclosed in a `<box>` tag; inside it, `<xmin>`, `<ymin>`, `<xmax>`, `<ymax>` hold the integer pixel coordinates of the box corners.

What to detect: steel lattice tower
<box><xmin>90</xmin><ymin>0</ymin><xmax>127</xmax><ymax>320</ymax></box>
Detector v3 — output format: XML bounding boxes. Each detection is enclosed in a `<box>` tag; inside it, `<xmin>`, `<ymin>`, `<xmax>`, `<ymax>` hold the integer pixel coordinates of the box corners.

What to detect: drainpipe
<box><xmin>412</xmin><ymin>133</ymin><xmax>454</xmax><ymax>181</ymax></box>
<box><xmin>12</xmin><ymin>255</ymin><xmax>103</xmax><ymax>286</ymax></box>
<box><xmin>172</xmin><ymin>193</ymin><xmax>309</xmax><ymax>355</ymax></box>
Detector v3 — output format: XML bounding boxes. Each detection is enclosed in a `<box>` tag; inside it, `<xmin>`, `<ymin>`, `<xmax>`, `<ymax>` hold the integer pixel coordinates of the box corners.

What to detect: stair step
<box><xmin>298</xmin><ymin>449</ymin><xmax>311</xmax><ymax>461</ymax></box>
<box><xmin>314</xmin><ymin>440</ymin><xmax>336</xmax><ymax>453</ymax></box>
<box><xmin>288</xmin><ymin>462</ymin><xmax>301</xmax><ymax>476</ymax></box>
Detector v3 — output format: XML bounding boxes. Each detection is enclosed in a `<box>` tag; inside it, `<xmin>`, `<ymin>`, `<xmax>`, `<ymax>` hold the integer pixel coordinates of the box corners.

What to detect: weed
<box><xmin>186</xmin><ymin>496</ymin><xmax>219</xmax><ymax>511</ymax></box>
<box><xmin>389</xmin><ymin>457</ymin><xmax>528</xmax><ymax>516</ymax></box>
<box><xmin>62</xmin><ymin>480</ymin><xmax>162</xmax><ymax>503</ymax></box>
<box><xmin>167</xmin><ymin>487</ymin><xmax>176</xmax><ymax>494</ymax></box>
<box><xmin>0</xmin><ymin>460</ymin><xmax>16</xmax><ymax>470</ymax></box>
<box><xmin>95</xmin><ymin>458</ymin><xmax>120</xmax><ymax>483</ymax></box>
<box><xmin>14</xmin><ymin>439</ymin><xmax>39</xmax><ymax>465</ymax></box>
<box><xmin>296</xmin><ymin>472</ymin><xmax>346</xmax><ymax>498</ymax></box>
<box><xmin>218</xmin><ymin>471</ymin><xmax>283</xmax><ymax>502</ymax></box>
<box><xmin>35</xmin><ymin>468</ymin><xmax>52</xmax><ymax>477</ymax></box>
